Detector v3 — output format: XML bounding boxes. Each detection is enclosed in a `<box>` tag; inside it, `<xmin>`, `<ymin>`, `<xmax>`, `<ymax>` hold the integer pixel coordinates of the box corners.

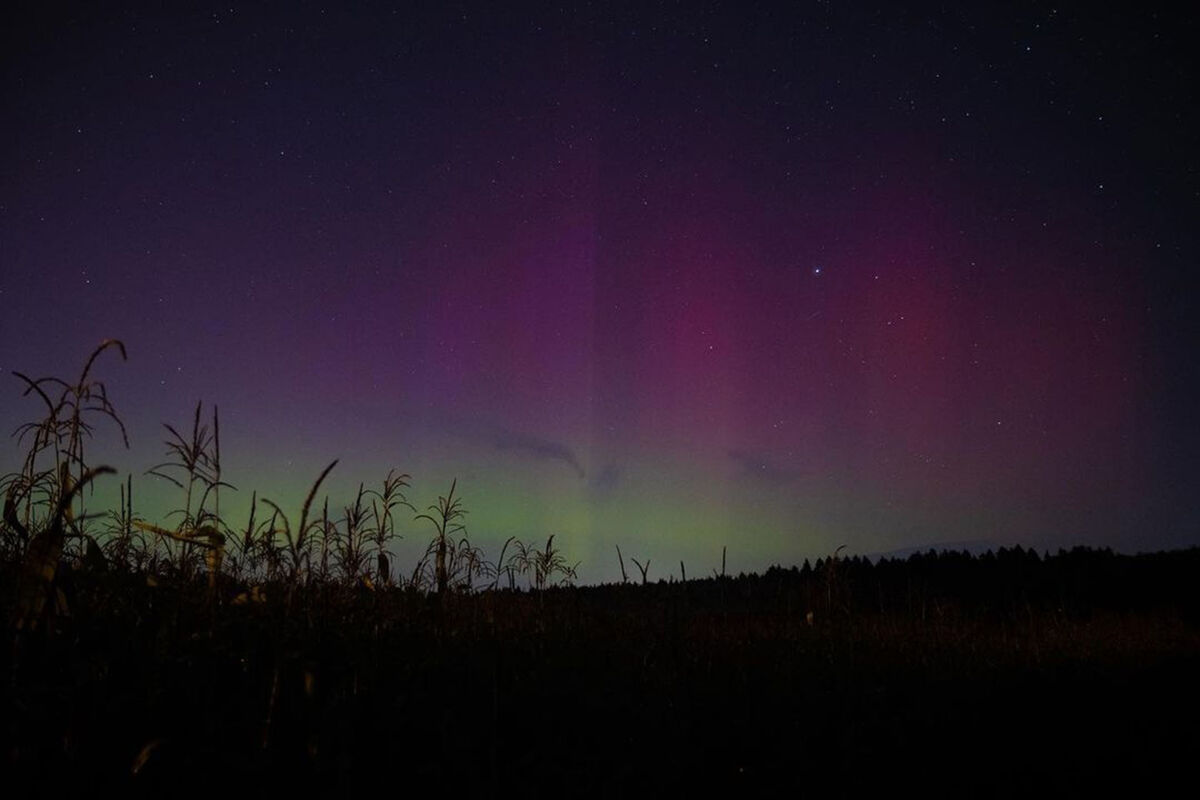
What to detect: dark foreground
<box><xmin>4</xmin><ymin>547</ymin><xmax>1200</xmax><ymax>796</ymax></box>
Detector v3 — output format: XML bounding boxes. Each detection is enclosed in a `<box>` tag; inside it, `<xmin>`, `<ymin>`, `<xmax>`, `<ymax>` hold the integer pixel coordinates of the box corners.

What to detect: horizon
<box><xmin>3</xmin><ymin>1</ymin><xmax>1198</xmax><ymax>583</ymax></box>
<box><xmin>0</xmin><ymin>358</ymin><xmax>1184</xmax><ymax>587</ymax></box>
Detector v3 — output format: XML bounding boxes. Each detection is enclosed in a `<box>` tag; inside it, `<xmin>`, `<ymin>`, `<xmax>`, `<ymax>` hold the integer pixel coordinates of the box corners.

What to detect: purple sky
<box><xmin>2</xmin><ymin>2</ymin><xmax>1197</xmax><ymax>581</ymax></box>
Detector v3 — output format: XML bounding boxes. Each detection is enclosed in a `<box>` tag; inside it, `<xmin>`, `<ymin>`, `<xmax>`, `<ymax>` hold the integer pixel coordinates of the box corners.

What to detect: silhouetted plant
<box><xmin>222</xmin><ymin>488</ymin><xmax>272</xmax><ymax>580</ymax></box>
<box><xmin>259</xmin><ymin>460</ymin><xmax>339</xmax><ymax>594</ymax></box>
<box><xmin>365</xmin><ymin>469</ymin><xmax>414</xmax><ymax>586</ymax></box>
<box><xmin>142</xmin><ymin>402</ymin><xmax>235</xmax><ymax>580</ymax></box>
<box><xmin>631</xmin><ymin>556</ymin><xmax>651</xmax><ymax>585</ymax></box>
<box><xmin>13</xmin><ymin>465</ymin><xmax>115</xmax><ymax>631</ymax></box>
<box><xmin>415</xmin><ymin>478</ymin><xmax>468</xmax><ymax>594</ymax></box>
<box><xmin>2</xmin><ymin>339</ymin><xmax>128</xmax><ymax>556</ymax></box>
<box><xmin>711</xmin><ymin>545</ymin><xmax>727</xmax><ymax>580</ymax></box>
<box><xmin>509</xmin><ymin>535</ymin><xmax>578</xmax><ymax>590</ymax></box>
<box><xmin>101</xmin><ymin>473</ymin><xmax>148</xmax><ymax>570</ymax></box>
<box><xmin>330</xmin><ymin>483</ymin><xmax>373</xmax><ymax>582</ymax></box>
<box><xmin>449</xmin><ymin>536</ymin><xmax>491</xmax><ymax>591</ymax></box>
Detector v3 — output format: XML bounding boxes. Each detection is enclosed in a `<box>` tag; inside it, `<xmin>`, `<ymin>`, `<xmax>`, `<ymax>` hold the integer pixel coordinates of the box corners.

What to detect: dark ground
<box><xmin>4</xmin><ymin>547</ymin><xmax>1199</xmax><ymax>797</ymax></box>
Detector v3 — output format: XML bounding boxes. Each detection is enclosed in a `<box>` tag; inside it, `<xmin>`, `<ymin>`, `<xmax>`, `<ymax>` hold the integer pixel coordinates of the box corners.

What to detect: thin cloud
<box><xmin>588</xmin><ymin>462</ymin><xmax>624</xmax><ymax>497</ymax></box>
<box><xmin>420</xmin><ymin>409</ymin><xmax>586</xmax><ymax>479</ymax></box>
<box><xmin>493</xmin><ymin>429</ymin><xmax>585</xmax><ymax>478</ymax></box>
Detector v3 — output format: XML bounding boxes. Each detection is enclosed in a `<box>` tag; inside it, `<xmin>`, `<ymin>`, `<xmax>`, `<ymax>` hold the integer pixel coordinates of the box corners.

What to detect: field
<box><xmin>3</xmin><ymin>342</ymin><xmax>1199</xmax><ymax>795</ymax></box>
<box><xmin>5</xmin><ymin>546</ymin><xmax>1199</xmax><ymax>795</ymax></box>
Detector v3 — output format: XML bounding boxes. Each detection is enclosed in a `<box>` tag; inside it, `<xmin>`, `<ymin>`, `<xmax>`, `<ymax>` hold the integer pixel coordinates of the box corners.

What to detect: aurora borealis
<box><xmin>2</xmin><ymin>2</ymin><xmax>1196</xmax><ymax>582</ymax></box>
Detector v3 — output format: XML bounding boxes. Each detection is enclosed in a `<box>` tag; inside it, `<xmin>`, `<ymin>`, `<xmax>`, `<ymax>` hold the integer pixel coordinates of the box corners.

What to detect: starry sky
<box><xmin>2</xmin><ymin>1</ymin><xmax>1197</xmax><ymax>582</ymax></box>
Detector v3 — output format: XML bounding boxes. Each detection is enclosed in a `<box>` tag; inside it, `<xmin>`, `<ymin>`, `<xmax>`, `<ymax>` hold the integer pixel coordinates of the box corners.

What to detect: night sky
<box><xmin>3</xmin><ymin>1</ymin><xmax>1197</xmax><ymax>582</ymax></box>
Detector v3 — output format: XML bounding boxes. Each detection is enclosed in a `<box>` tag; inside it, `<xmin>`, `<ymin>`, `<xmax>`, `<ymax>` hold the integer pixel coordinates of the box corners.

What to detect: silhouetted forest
<box><xmin>4</xmin><ymin>544</ymin><xmax>1199</xmax><ymax>795</ymax></box>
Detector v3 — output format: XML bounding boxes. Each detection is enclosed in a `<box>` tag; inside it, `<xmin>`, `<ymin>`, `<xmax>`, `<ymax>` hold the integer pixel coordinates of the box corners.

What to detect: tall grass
<box><xmin>1</xmin><ymin>342</ymin><xmax>590</xmax><ymax>603</ymax></box>
<box><xmin>3</xmin><ymin>345</ymin><xmax>1199</xmax><ymax>795</ymax></box>
<box><xmin>2</xmin><ymin>339</ymin><xmax>128</xmax><ymax>557</ymax></box>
